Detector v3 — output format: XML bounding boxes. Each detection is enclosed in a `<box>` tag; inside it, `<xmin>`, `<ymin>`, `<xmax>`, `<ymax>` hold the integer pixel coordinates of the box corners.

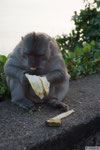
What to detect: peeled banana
<box><xmin>25</xmin><ymin>74</ymin><xmax>50</xmax><ymax>99</ymax></box>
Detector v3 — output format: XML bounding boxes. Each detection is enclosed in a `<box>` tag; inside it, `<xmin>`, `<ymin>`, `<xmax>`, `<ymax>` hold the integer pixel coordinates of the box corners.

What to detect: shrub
<box><xmin>0</xmin><ymin>55</ymin><xmax>10</xmax><ymax>101</ymax></box>
<box><xmin>62</xmin><ymin>40</ymin><xmax>100</xmax><ymax>79</ymax></box>
<box><xmin>55</xmin><ymin>0</ymin><xmax>100</xmax><ymax>79</ymax></box>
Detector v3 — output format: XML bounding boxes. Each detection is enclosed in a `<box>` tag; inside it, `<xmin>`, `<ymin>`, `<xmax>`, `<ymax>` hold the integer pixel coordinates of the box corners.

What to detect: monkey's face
<box><xmin>21</xmin><ymin>33</ymin><xmax>51</xmax><ymax>69</ymax></box>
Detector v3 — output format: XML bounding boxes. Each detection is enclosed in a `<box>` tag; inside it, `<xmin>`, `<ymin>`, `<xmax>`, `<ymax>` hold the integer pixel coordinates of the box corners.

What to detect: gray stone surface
<box><xmin>0</xmin><ymin>74</ymin><xmax>100</xmax><ymax>150</ymax></box>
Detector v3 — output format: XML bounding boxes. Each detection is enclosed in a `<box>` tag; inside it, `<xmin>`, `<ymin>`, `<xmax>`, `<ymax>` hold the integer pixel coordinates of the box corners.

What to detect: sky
<box><xmin>0</xmin><ymin>0</ymin><xmax>85</xmax><ymax>55</ymax></box>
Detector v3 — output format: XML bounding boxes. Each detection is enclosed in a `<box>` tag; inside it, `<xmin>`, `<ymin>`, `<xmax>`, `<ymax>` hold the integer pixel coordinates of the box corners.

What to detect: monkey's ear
<box><xmin>21</xmin><ymin>36</ymin><xmax>24</xmax><ymax>41</ymax></box>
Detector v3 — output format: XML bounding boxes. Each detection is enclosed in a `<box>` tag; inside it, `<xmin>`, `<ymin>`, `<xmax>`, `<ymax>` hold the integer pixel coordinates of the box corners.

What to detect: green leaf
<box><xmin>94</xmin><ymin>51</ymin><xmax>100</xmax><ymax>59</ymax></box>
<box><xmin>90</xmin><ymin>40</ymin><xmax>95</xmax><ymax>47</ymax></box>
<box><xmin>97</xmin><ymin>1</ymin><xmax>100</xmax><ymax>8</ymax></box>
<box><xmin>0</xmin><ymin>55</ymin><xmax>7</xmax><ymax>64</ymax></box>
<box><xmin>83</xmin><ymin>44</ymin><xmax>91</xmax><ymax>53</ymax></box>
<box><xmin>75</xmin><ymin>47</ymin><xmax>83</xmax><ymax>56</ymax></box>
<box><xmin>29</xmin><ymin>109</ymin><xmax>33</xmax><ymax>115</ymax></box>
<box><xmin>68</xmin><ymin>52</ymin><xmax>75</xmax><ymax>59</ymax></box>
<box><xmin>0</xmin><ymin>87</ymin><xmax>5</xmax><ymax>94</ymax></box>
<box><xmin>75</xmin><ymin>66</ymin><xmax>84</xmax><ymax>72</ymax></box>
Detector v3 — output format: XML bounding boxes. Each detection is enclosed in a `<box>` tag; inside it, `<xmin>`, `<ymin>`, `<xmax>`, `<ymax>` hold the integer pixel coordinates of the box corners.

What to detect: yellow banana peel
<box><xmin>25</xmin><ymin>74</ymin><xmax>50</xmax><ymax>99</ymax></box>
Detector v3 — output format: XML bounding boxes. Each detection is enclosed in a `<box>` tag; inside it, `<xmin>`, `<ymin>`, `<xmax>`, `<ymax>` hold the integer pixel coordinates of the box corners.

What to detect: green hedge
<box><xmin>61</xmin><ymin>40</ymin><xmax>100</xmax><ymax>79</ymax></box>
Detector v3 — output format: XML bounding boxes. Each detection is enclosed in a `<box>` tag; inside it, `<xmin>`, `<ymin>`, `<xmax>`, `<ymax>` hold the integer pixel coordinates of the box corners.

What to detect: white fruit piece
<box><xmin>39</xmin><ymin>76</ymin><xmax>50</xmax><ymax>95</ymax></box>
<box><xmin>25</xmin><ymin>74</ymin><xmax>44</xmax><ymax>99</ymax></box>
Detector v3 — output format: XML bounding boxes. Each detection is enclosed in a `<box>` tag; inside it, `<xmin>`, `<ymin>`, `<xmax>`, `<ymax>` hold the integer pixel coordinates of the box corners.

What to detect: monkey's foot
<box><xmin>12</xmin><ymin>99</ymin><xmax>37</xmax><ymax>112</ymax></box>
<box><xmin>47</xmin><ymin>99</ymin><xmax>69</xmax><ymax>112</ymax></box>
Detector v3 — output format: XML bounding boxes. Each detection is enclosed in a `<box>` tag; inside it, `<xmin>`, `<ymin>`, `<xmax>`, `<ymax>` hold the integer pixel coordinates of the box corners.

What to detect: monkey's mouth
<box><xmin>30</xmin><ymin>67</ymin><xmax>36</xmax><ymax>70</ymax></box>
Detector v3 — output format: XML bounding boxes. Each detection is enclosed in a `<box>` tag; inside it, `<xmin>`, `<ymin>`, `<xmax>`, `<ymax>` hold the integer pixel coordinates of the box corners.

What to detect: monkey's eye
<box><xmin>22</xmin><ymin>52</ymin><xmax>29</xmax><ymax>58</ymax></box>
<box><xmin>35</xmin><ymin>53</ymin><xmax>45</xmax><ymax>57</ymax></box>
<box><xmin>35</xmin><ymin>55</ymin><xmax>46</xmax><ymax>60</ymax></box>
<box><xmin>22</xmin><ymin>54</ymin><xmax>27</xmax><ymax>59</ymax></box>
<box><xmin>23</xmin><ymin>52</ymin><xmax>31</xmax><ymax>56</ymax></box>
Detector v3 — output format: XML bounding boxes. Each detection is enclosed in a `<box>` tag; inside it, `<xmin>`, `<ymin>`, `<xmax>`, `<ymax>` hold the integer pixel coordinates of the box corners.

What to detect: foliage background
<box><xmin>56</xmin><ymin>0</ymin><xmax>100</xmax><ymax>79</ymax></box>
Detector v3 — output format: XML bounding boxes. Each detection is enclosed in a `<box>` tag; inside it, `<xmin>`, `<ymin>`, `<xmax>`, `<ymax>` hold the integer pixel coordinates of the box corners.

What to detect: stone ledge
<box><xmin>0</xmin><ymin>74</ymin><xmax>100</xmax><ymax>150</ymax></box>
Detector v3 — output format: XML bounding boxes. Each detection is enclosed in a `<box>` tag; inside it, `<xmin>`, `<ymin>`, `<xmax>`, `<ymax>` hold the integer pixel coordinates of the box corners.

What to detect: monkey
<box><xmin>4</xmin><ymin>32</ymin><xmax>70</xmax><ymax>112</ymax></box>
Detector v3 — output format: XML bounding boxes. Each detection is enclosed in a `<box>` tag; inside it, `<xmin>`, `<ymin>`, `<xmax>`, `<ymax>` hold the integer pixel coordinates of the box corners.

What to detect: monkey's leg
<box><xmin>6</xmin><ymin>77</ymin><xmax>37</xmax><ymax>111</ymax></box>
<box><xmin>47</xmin><ymin>80</ymin><xmax>69</xmax><ymax>111</ymax></box>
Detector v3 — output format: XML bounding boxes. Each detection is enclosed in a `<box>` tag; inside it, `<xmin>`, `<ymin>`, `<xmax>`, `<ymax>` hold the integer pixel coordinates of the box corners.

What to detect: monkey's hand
<box><xmin>25</xmin><ymin>74</ymin><xmax>50</xmax><ymax>99</ymax></box>
<box><xmin>20</xmin><ymin>71</ymin><xmax>29</xmax><ymax>85</ymax></box>
<box><xmin>24</xmin><ymin>67</ymin><xmax>36</xmax><ymax>75</ymax></box>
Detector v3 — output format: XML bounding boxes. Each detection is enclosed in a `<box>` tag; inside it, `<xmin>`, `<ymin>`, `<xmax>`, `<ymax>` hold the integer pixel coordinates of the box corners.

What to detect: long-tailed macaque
<box><xmin>4</xmin><ymin>32</ymin><xmax>70</xmax><ymax>111</ymax></box>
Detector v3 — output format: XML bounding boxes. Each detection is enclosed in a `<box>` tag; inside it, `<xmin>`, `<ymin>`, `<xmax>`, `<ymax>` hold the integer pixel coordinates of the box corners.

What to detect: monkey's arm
<box><xmin>46</xmin><ymin>56</ymin><xmax>67</xmax><ymax>83</ymax></box>
<box><xmin>46</xmin><ymin>69</ymin><xmax>66</xmax><ymax>83</ymax></box>
<box><xmin>4</xmin><ymin>56</ymin><xmax>25</xmax><ymax>80</ymax></box>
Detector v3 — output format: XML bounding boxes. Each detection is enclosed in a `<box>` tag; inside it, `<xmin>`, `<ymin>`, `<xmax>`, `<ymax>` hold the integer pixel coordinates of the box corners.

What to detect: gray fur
<box><xmin>4</xmin><ymin>32</ymin><xmax>70</xmax><ymax>111</ymax></box>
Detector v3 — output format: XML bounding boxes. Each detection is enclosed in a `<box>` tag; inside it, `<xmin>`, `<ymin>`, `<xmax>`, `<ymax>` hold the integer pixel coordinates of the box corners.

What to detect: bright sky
<box><xmin>0</xmin><ymin>0</ymin><xmax>85</xmax><ymax>55</ymax></box>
